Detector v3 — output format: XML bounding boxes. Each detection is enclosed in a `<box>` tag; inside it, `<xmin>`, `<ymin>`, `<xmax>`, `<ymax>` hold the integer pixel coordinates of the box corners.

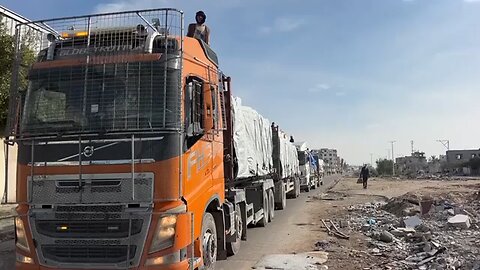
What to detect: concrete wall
<box><xmin>0</xmin><ymin>141</ymin><xmax>17</xmax><ymax>203</ymax></box>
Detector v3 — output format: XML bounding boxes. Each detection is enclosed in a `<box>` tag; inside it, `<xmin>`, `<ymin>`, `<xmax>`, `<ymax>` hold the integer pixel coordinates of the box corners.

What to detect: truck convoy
<box><xmin>294</xmin><ymin>142</ymin><xmax>322</xmax><ymax>191</ymax></box>
<box><xmin>4</xmin><ymin>8</ymin><xmax>313</xmax><ymax>270</ymax></box>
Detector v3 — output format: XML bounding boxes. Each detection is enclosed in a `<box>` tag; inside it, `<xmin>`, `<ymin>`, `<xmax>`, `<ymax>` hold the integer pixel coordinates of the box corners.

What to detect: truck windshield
<box><xmin>22</xmin><ymin>61</ymin><xmax>181</xmax><ymax>135</ymax></box>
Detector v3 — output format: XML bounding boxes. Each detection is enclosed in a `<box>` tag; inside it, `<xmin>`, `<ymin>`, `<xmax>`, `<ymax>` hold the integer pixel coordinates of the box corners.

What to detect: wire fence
<box><xmin>6</xmin><ymin>8</ymin><xmax>184</xmax><ymax>138</ymax></box>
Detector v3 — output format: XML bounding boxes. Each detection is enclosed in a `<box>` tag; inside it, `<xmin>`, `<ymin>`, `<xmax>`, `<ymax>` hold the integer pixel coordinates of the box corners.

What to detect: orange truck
<box><xmin>5</xmin><ymin>8</ymin><xmax>302</xmax><ymax>270</ymax></box>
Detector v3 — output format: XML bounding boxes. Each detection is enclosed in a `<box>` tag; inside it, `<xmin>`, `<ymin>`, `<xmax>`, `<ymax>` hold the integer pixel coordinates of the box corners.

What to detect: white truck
<box><xmin>294</xmin><ymin>142</ymin><xmax>320</xmax><ymax>191</ymax></box>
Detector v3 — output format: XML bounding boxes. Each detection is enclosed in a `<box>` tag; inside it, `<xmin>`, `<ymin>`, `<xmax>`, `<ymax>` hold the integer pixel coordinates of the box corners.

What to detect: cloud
<box><xmin>464</xmin><ymin>0</ymin><xmax>480</xmax><ymax>2</ymax></box>
<box><xmin>258</xmin><ymin>17</ymin><xmax>307</xmax><ymax>35</ymax></box>
<box><xmin>308</xmin><ymin>83</ymin><xmax>331</xmax><ymax>93</ymax></box>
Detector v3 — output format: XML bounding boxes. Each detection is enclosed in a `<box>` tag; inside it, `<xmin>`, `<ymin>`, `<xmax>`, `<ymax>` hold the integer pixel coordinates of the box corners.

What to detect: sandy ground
<box><xmin>296</xmin><ymin>177</ymin><xmax>480</xmax><ymax>270</ymax></box>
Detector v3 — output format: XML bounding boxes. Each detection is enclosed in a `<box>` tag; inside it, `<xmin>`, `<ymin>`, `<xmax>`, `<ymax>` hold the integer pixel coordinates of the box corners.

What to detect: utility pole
<box><xmin>389</xmin><ymin>141</ymin><xmax>396</xmax><ymax>176</ymax></box>
<box><xmin>411</xmin><ymin>140</ymin><xmax>414</xmax><ymax>154</ymax></box>
<box><xmin>370</xmin><ymin>153</ymin><xmax>373</xmax><ymax>167</ymax></box>
<box><xmin>437</xmin><ymin>140</ymin><xmax>450</xmax><ymax>151</ymax></box>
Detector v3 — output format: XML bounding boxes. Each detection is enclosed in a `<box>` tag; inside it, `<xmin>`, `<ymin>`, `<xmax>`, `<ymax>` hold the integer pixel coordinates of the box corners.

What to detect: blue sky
<box><xmin>3</xmin><ymin>0</ymin><xmax>480</xmax><ymax>165</ymax></box>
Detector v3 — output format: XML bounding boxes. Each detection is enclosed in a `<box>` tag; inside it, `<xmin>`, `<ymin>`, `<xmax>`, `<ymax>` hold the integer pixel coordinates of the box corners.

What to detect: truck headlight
<box><xmin>15</xmin><ymin>217</ymin><xmax>30</xmax><ymax>252</ymax></box>
<box><xmin>149</xmin><ymin>215</ymin><xmax>177</xmax><ymax>253</ymax></box>
<box><xmin>16</xmin><ymin>253</ymin><xmax>33</xmax><ymax>264</ymax></box>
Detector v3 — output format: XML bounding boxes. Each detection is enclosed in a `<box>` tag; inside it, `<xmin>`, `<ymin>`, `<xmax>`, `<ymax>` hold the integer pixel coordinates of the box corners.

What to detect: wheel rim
<box><xmin>203</xmin><ymin>229</ymin><xmax>216</xmax><ymax>264</ymax></box>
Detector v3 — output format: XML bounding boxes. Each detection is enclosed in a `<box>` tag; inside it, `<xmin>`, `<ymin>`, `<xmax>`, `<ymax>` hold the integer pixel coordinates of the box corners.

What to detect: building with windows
<box><xmin>315</xmin><ymin>148</ymin><xmax>343</xmax><ymax>174</ymax></box>
<box><xmin>446</xmin><ymin>149</ymin><xmax>480</xmax><ymax>167</ymax></box>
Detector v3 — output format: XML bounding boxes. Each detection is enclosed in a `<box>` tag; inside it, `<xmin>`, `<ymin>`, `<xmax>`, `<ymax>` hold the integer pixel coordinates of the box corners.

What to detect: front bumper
<box><xmin>16</xmin><ymin>259</ymin><xmax>190</xmax><ymax>270</ymax></box>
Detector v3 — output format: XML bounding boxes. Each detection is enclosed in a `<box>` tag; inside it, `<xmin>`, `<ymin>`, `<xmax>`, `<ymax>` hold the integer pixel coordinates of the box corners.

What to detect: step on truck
<box><xmin>4</xmin><ymin>8</ymin><xmax>301</xmax><ymax>270</ymax></box>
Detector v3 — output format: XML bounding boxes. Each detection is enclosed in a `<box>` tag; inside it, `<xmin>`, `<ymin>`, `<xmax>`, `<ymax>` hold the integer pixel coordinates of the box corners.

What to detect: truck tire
<box><xmin>227</xmin><ymin>205</ymin><xmax>242</xmax><ymax>256</ymax></box>
<box><xmin>276</xmin><ymin>184</ymin><xmax>286</xmax><ymax>210</ymax></box>
<box><xmin>305</xmin><ymin>183</ymin><xmax>311</xmax><ymax>193</ymax></box>
<box><xmin>257</xmin><ymin>191</ymin><xmax>269</xmax><ymax>227</ymax></box>
<box><xmin>202</xmin><ymin>213</ymin><xmax>217</xmax><ymax>270</ymax></box>
<box><xmin>268</xmin><ymin>189</ymin><xmax>275</xmax><ymax>222</ymax></box>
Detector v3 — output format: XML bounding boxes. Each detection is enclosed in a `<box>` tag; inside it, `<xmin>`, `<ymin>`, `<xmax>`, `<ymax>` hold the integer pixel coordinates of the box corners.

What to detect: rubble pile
<box><xmin>340</xmin><ymin>192</ymin><xmax>480</xmax><ymax>270</ymax></box>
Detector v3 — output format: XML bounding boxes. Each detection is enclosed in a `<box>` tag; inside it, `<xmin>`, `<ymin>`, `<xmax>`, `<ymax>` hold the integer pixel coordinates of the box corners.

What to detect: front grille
<box><xmin>55</xmin><ymin>212</ymin><xmax>122</xmax><ymax>220</ymax></box>
<box><xmin>42</xmin><ymin>245</ymin><xmax>136</xmax><ymax>264</ymax></box>
<box><xmin>56</xmin><ymin>205</ymin><xmax>123</xmax><ymax>213</ymax></box>
<box><xmin>36</xmin><ymin>219</ymin><xmax>143</xmax><ymax>238</ymax></box>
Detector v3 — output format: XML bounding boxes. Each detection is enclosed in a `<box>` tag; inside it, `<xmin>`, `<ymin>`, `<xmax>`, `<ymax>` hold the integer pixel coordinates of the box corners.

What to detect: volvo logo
<box><xmin>83</xmin><ymin>146</ymin><xmax>95</xmax><ymax>157</ymax></box>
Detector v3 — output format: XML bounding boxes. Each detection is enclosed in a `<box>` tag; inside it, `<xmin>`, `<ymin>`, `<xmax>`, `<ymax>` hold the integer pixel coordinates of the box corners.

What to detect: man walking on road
<box><xmin>360</xmin><ymin>165</ymin><xmax>369</xmax><ymax>189</ymax></box>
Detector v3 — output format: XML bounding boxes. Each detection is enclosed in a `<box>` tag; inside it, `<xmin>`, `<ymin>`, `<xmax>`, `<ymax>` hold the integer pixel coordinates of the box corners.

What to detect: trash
<box><xmin>447</xmin><ymin>209</ymin><xmax>455</xmax><ymax>216</ymax></box>
<box><xmin>403</xmin><ymin>215</ymin><xmax>422</xmax><ymax>229</ymax></box>
<box><xmin>367</xmin><ymin>218</ymin><xmax>376</xmax><ymax>225</ymax></box>
<box><xmin>314</xmin><ymin>240</ymin><xmax>330</xmax><ymax>251</ymax></box>
<box><xmin>321</xmin><ymin>219</ymin><xmax>350</xmax><ymax>239</ymax></box>
<box><xmin>378</xmin><ymin>230</ymin><xmax>394</xmax><ymax>243</ymax></box>
<box><xmin>448</xmin><ymin>214</ymin><xmax>471</xmax><ymax>229</ymax></box>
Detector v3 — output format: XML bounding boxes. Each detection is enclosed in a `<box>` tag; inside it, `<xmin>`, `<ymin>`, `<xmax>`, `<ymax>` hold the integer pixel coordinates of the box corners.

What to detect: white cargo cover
<box><xmin>232</xmin><ymin>98</ymin><xmax>273</xmax><ymax>178</ymax></box>
<box><xmin>277</xmin><ymin>130</ymin><xmax>299</xmax><ymax>178</ymax></box>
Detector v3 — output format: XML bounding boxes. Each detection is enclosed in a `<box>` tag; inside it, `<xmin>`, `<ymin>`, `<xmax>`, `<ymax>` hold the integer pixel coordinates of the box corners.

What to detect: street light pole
<box><xmin>389</xmin><ymin>141</ymin><xmax>396</xmax><ymax>176</ymax></box>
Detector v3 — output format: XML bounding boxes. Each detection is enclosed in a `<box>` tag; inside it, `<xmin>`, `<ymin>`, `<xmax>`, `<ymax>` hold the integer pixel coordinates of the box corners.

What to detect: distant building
<box><xmin>445</xmin><ymin>149</ymin><xmax>480</xmax><ymax>175</ymax></box>
<box><xmin>395</xmin><ymin>151</ymin><xmax>427</xmax><ymax>176</ymax></box>
<box><xmin>446</xmin><ymin>149</ymin><xmax>480</xmax><ymax>167</ymax></box>
<box><xmin>316</xmin><ymin>148</ymin><xmax>343</xmax><ymax>174</ymax></box>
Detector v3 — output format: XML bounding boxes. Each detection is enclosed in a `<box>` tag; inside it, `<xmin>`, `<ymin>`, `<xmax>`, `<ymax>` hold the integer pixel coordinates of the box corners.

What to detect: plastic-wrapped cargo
<box><xmin>232</xmin><ymin>97</ymin><xmax>273</xmax><ymax>178</ymax></box>
<box><xmin>277</xmin><ymin>130</ymin><xmax>299</xmax><ymax>178</ymax></box>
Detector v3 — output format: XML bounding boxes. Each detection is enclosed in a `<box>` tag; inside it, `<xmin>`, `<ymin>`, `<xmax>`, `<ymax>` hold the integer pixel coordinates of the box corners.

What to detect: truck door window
<box><xmin>186</xmin><ymin>78</ymin><xmax>204</xmax><ymax>136</ymax></box>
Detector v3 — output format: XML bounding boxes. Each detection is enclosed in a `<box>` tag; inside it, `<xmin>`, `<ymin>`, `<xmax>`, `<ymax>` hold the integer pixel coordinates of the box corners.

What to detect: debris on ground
<box><xmin>253</xmin><ymin>252</ymin><xmax>328</xmax><ymax>270</ymax></box>
<box><xmin>340</xmin><ymin>190</ymin><xmax>480</xmax><ymax>270</ymax></box>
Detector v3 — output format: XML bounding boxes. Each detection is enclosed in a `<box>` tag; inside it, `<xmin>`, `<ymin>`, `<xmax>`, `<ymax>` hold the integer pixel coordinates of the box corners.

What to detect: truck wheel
<box><xmin>202</xmin><ymin>213</ymin><xmax>217</xmax><ymax>270</ymax></box>
<box><xmin>312</xmin><ymin>180</ymin><xmax>317</xmax><ymax>190</ymax></box>
<box><xmin>276</xmin><ymin>184</ymin><xmax>286</xmax><ymax>210</ymax></box>
<box><xmin>268</xmin><ymin>189</ymin><xmax>275</xmax><ymax>222</ymax></box>
<box><xmin>258</xmin><ymin>191</ymin><xmax>269</xmax><ymax>227</ymax></box>
<box><xmin>227</xmin><ymin>206</ymin><xmax>242</xmax><ymax>256</ymax></box>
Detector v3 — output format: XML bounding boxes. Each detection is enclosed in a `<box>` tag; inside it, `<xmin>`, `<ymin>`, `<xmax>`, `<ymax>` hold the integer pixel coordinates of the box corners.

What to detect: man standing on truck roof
<box><xmin>360</xmin><ymin>165</ymin><xmax>370</xmax><ymax>189</ymax></box>
<box><xmin>187</xmin><ymin>10</ymin><xmax>210</xmax><ymax>44</ymax></box>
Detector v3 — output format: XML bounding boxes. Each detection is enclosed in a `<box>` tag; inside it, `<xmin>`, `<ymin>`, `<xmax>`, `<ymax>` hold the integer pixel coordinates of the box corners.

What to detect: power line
<box><xmin>437</xmin><ymin>140</ymin><xmax>450</xmax><ymax>151</ymax></box>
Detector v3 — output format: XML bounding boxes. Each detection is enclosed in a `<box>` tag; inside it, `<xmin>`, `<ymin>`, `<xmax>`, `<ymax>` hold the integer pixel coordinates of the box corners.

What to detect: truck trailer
<box><xmin>5</xmin><ymin>8</ymin><xmax>303</xmax><ymax>270</ymax></box>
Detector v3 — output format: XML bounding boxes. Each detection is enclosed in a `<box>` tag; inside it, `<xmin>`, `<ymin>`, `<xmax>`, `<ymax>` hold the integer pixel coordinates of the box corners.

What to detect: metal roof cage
<box><xmin>6</xmin><ymin>8</ymin><xmax>184</xmax><ymax>139</ymax></box>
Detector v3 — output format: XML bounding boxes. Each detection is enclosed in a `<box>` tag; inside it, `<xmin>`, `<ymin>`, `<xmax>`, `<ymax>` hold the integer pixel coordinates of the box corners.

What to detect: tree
<box><xmin>376</xmin><ymin>158</ymin><xmax>393</xmax><ymax>176</ymax></box>
<box><xmin>0</xmin><ymin>23</ymin><xmax>15</xmax><ymax>133</ymax></box>
<box><xmin>0</xmin><ymin>22</ymin><xmax>36</xmax><ymax>135</ymax></box>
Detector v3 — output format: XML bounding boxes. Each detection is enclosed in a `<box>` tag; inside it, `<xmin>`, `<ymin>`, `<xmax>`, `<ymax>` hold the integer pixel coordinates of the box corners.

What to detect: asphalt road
<box><xmin>216</xmin><ymin>174</ymin><xmax>341</xmax><ymax>270</ymax></box>
<box><xmin>0</xmin><ymin>175</ymin><xmax>341</xmax><ymax>270</ymax></box>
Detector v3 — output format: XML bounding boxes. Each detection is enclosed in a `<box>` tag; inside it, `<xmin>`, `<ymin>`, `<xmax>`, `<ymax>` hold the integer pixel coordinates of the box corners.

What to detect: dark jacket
<box><xmin>360</xmin><ymin>167</ymin><xmax>370</xmax><ymax>179</ymax></box>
